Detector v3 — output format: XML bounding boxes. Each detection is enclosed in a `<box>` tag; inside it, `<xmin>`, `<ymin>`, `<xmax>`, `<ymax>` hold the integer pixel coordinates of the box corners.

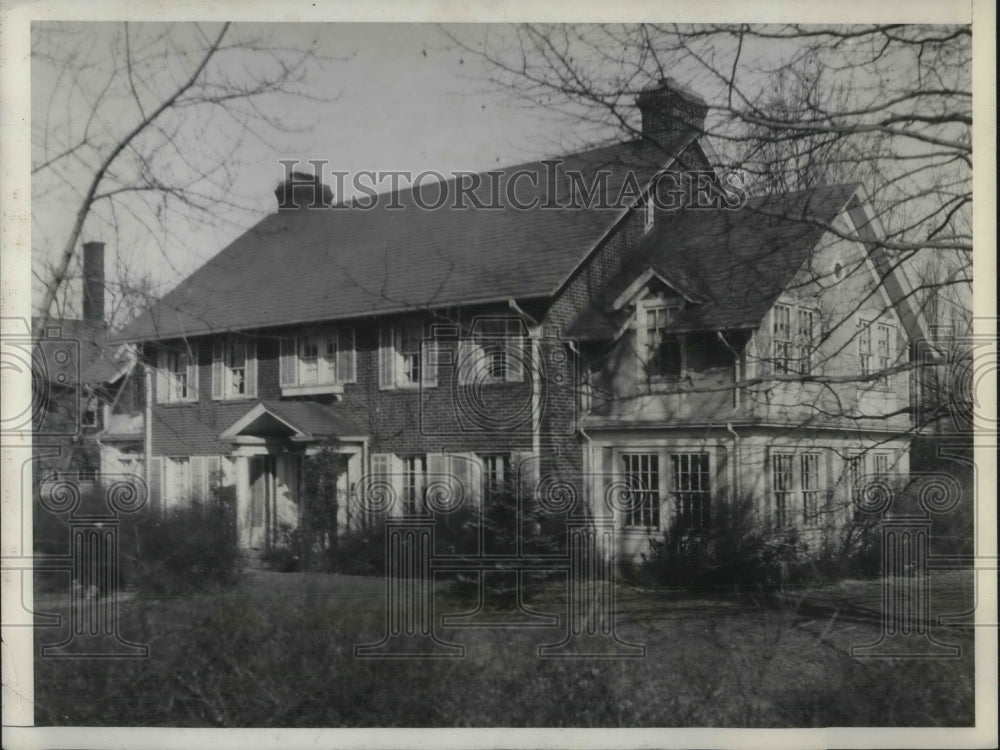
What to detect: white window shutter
<box><xmin>421</xmin><ymin>337</ymin><xmax>438</xmax><ymax>388</ymax></box>
<box><xmin>457</xmin><ymin>338</ymin><xmax>476</xmax><ymax>385</ymax></box>
<box><xmin>506</xmin><ymin>334</ymin><xmax>525</xmax><ymax>382</ymax></box>
<box><xmin>155</xmin><ymin>350</ymin><xmax>168</xmax><ymax>404</ymax></box>
<box><xmin>190</xmin><ymin>456</ymin><xmax>207</xmax><ymax>502</ymax></box>
<box><xmin>211</xmin><ymin>340</ymin><xmax>224</xmax><ymax>400</ymax></box>
<box><xmin>337</xmin><ymin>327</ymin><xmax>356</xmax><ymax>383</ymax></box>
<box><xmin>378</xmin><ymin>325</ymin><xmax>395</xmax><ymax>389</ymax></box>
<box><xmin>280</xmin><ymin>337</ymin><xmax>297</xmax><ymax>386</ymax></box>
<box><xmin>245</xmin><ymin>339</ymin><xmax>258</xmax><ymax>398</ymax></box>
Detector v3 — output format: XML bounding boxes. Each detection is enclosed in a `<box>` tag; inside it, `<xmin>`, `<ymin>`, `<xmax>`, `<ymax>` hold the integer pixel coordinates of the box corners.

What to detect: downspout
<box><xmin>509</xmin><ymin>299</ymin><xmax>541</xmax><ymax>460</ymax></box>
<box><xmin>144</xmin><ymin>361</ymin><xmax>153</xmax><ymax>508</ymax></box>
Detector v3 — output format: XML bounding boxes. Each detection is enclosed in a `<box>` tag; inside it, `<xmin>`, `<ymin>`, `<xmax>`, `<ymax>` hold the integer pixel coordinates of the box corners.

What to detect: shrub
<box><xmin>636</xmin><ymin>493</ymin><xmax>804</xmax><ymax>594</ymax></box>
<box><xmin>123</xmin><ymin>484</ymin><xmax>241</xmax><ymax>595</ymax></box>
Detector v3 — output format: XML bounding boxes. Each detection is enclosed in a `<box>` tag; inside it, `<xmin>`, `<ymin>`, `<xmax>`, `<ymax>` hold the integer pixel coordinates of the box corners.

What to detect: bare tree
<box><xmin>31</xmin><ymin>22</ymin><xmax>333</xmax><ymax>336</ymax></box>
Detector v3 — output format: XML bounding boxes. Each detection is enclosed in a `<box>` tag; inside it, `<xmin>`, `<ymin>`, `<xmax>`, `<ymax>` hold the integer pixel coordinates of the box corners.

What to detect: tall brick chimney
<box><xmin>636</xmin><ymin>78</ymin><xmax>708</xmax><ymax>144</ymax></box>
<box><xmin>82</xmin><ymin>241</ymin><xmax>105</xmax><ymax>323</ymax></box>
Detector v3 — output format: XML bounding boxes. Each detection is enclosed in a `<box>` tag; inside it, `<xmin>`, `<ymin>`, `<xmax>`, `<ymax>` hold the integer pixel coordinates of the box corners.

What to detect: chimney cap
<box><xmin>637</xmin><ymin>77</ymin><xmax>708</xmax><ymax>108</ymax></box>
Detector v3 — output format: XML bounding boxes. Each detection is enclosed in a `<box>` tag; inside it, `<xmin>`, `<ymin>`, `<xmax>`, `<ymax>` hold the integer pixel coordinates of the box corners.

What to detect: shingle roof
<box><xmin>118</xmin><ymin>136</ymin><xmax>694</xmax><ymax>343</ymax></box>
<box><xmin>566</xmin><ymin>183</ymin><xmax>860</xmax><ymax>340</ymax></box>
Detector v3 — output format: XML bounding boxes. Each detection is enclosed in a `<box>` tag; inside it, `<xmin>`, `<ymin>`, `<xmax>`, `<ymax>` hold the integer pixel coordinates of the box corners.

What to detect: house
<box><xmin>115</xmin><ymin>78</ymin><xmax>924</xmax><ymax>559</ymax></box>
<box><xmin>31</xmin><ymin>242</ymin><xmax>144</xmax><ymax>486</ymax></box>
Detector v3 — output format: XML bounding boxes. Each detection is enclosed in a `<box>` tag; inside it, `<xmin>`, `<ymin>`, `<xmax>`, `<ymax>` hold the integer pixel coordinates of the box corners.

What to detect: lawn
<box><xmin>33</xmin><ymin>569</ymin><xmax>975</xmax><ymax>727</ymax></box>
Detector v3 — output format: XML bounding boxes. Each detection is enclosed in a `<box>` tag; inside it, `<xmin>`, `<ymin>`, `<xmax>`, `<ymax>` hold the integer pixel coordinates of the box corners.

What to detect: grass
<box><xmin>33</xmin><ymin>569</ymin><xmax>975</xmax><ymax>727</ymax></box>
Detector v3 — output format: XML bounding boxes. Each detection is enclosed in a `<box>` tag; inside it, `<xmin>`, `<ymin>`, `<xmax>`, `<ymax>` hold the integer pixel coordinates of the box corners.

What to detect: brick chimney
<box><xmin>636</xmin><ymin>78</ymin><xmax>708</xmax><ymax>143</ymax></box>
<box><xmin>82</xmin><ymin>241</ymin><xmax>105</xmax><ymax>323</ymax></box>
<box><xmin>275</xmin><ymin>171</ymin><xmax>334</xmax><ymax>210</ymax></box>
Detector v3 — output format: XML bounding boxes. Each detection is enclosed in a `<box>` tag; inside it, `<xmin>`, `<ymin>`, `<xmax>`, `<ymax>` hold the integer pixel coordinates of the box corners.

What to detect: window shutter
<box><xmin>457</xmin><ymin>338</ymin><xmax>476</xmax><ymax>385</ymax></box>
<box><xmin>155</xmin><ymin>350</ymin><xmax>168</xmax><ymax>404</ymax></box>
<box><xmin>506</xmin><ymin>334</ymin><xmax>525</xmax><ymax>382</ymax></box>
<box><xmin>148</xmin><ymin>457</ymin><xmax>162</xmax><ymax>511</ymax></box>
<box><xmin>245</xmin><ymin>339</ymin><xmax>257</xmax><ymax>398</ymax></box>
<box><xmin>280</xmin><ymin>337</ymin><xmax>297</xmax><ymax>386</ymax></box>
<box><xmin>185</xmin><ymin>347</ymin><xmax>199</xmax><ymax>401</ymax></box>
<box><xmin>212</xmin><ymin>340</ymin><xmax>225</xmax><ymax>400</ymax></box>
<box><xmin>378</xmin><ymin>325</ymin><xmax>395</xmax><ymax>389</ymax></box>
<box><xmin>337</xmin><ymin>328</ymin><xmax>356</xmax><ymax>383</ymax></box>
<box><xmin>421</xmin><ymin>337</ymin><xmax>438</xmax><ymax>388</ymax></box>
<box><xmin>190</xmin><ymin>456</ymin><xmax>207</xmax><ymax>502</ymax></box>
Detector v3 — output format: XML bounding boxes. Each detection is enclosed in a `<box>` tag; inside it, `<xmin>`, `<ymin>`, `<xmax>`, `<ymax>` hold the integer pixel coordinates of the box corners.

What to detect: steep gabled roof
<box><xmin>118</xmin><ymin>135</ymin><xmax>696</xmax><ymax>343</ymax></box>
<box><xmin>567</xmin><ymin>183</ymin><xmax>861</xmax><ymax>341</ymax></box>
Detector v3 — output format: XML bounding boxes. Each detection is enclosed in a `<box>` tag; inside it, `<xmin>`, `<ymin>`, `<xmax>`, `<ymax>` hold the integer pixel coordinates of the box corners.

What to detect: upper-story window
<box><xmin>859</xmin><ymin>318</ymin><xmax>894</xmax><ymax>386</ymax></box>
<box><xmin>642</xmin><ymin>303</ymin><xmax>683</xmax><ymax>381</ymax></box>
<box><xmin>772</xmin><ymin>303</ymin><xmax>817</xmax><ymax>375</ymax></box>
<box><xmin>156</xmin><ymin>347</ymin><xmax>198</xmax><ymax>404</ymax></box>
<box><xmin>281</xmin><ymin>327</ymin><xmax>356</xmax><ymax>394</ymax></box>
<box><xmin>212</xmin><ymin>337</ymin><xmax>257</xmax><ymax>400</ymax></box>
<box><xmin>379</xmin><ymin>320</ymin><xmax>437</xmax><ymax>389</ymax></box>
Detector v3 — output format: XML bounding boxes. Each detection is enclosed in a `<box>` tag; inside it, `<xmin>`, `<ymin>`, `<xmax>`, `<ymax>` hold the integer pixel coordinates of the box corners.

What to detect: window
<box><xmin>157</xmin><ymin>348</ymin><xmax>198</xmax><ymax>404</ymax></box>
<box><xmin>401</xmin><ymin>322</ymin><xmax>423</xmax><ymax>386</ymax></box>
<box><xmin>772</xmin><ymin>454</ymin><xmax>794</xmax><ymax>529</ymax></box>
<box><xmin>796</xmin><ymin>309</ymin><xmax>816</xmax><ymax>375</ymax></box>
<box><xmin>380</xmin><ymin>321</ymin><xmax>439</xmax><ymax>389</ymax></box>
<box><xmin>847</xmin><ymin>454</ymin><xmax>866</xmax><ymax>509</ymax></box>
<box><xmin>772</xmin><ymin>303</ymin><xmax>817</xmax><ymax>375</ymax></box>
<box><xmin>481</xmin><ymin>453</ymin><xmax>512</xmax><ymax>501</ymax></box>
<box><xmin>773</xmin><ymin>451</ymin><xmax>826</xmax><ymax>528</ymax></box>
<box><xmin>622</xmin><ymin>453</ymin><xmax>660</xmax><ymax>528</ymax></box>
<box><xmin>772</xmin><ymin>305</ymin><xmax>793</xmax><ymax>373</ymax></box>
<box><xmin>800</xmin><ymin>453</ymin><xmax>821</xmax><ymax>524</ymax></box>
<box><xmin>645</xmin><ymin>304</ymin><xmax>682</xmax><ymax>380</ymax></box>
<box><xmin>859</xmin><ymin>319</ymin><xmax>893</xmax><ymax>386</ymax></box>
<box><xmin>476</xmin><ymin>319</ymin><xmax>525</xmax><ymax>383</ymax></box>
<box><xmin>671</xmin><ymin>453</ymin><xmax>710</xmax><ymax>530</ymax></box>
<box><xmin>402</xmin><ymin>455</ymin><xmax>426</xmax><ymax>514</ymax></box>
<box><xmin>212</xmin><ymin>337</ymin><xmax>257</xmax><ymax>400</ymax></box>
<box><xmin>281</xmin><ymin>327</ymin><xmax>355</xmax><ymax>391</ymax></box>
<box><xmin>164</xmin><ymin>456</ymin><xmax>190</xmax><ymax>505</ymax></box>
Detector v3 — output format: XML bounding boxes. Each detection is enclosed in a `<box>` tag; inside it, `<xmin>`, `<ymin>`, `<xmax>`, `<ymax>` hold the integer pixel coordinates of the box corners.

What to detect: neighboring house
<box><xmin>32</xmin><ymin>242</ymin><xmax>141</xmax><ymax>485</ymax></box>
<box><xmin>116</xmin><ymin>79</ymin><xmax>926</xmax><ymax>558</ymax></box>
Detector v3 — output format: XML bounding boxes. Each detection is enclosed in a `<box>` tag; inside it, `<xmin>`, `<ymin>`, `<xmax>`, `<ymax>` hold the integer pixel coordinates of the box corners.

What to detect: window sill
<box><xmin>281</xmin><ymin>383</ymin><xmax>345</xmax><ymax>398</ymax></box>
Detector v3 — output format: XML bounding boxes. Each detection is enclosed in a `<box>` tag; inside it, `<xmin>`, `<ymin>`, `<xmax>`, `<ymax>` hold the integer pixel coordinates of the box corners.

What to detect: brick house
<box><xmin>115</xmin><ymin>79</ymin><xmax>926</xmax><ymax>558</ymax></box>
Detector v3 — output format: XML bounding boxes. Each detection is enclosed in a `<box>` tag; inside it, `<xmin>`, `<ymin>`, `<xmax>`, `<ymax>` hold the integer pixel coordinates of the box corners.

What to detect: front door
<box><xmin>248</xmin><ymin>455</ymin><xmax>276</xmax><ymax>549</ymax></box>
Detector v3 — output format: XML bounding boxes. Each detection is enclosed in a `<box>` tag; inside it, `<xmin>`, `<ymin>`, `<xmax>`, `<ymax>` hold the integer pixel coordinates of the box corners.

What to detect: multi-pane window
<box><xmin>859</xmin><ymin>320</ymin><xmax>893</xmax><ymax>385</ymax></box>
<box><xmin>796</xmin><ymin>309</ymin><xmax>816</xmax><ymax>375</ymax></box>
<box><xmin>281</xmin><ymin>328</ymin><xmax>355</xmax><ymax>389</ymax></box>
<box><xmin>157</xmin><ymin>348</ymin><xmax>198</xmax><ymax>404</ymax></box>
<box><xmin>847</xmin><ymin>454</ymin><xmax>866</xmax><ymax>509</ymax></box>
<box><xmin>622</xmin><ymin>453</ymin><xmax>660</xmax><ymax>528</ymax></box>
<box><xmin>800</xmin><ymin>453</ymin><xmax>821</xmax><ymax>524</ymax></box>
<box><xmin>402</xmin><ymin>455</ymin><xmax>426</xmax><ymax>514</ymax></box>
<box><xmin>773</xmin><ymin>451</ymin><xmax>826</xmax><ymax>527</ymax></box>
<box><xmin>671</xmin><ymin>453</ymin><xmax>711</xmax><ymax>530</ymax></box>
<box><xmin>645</xmin><ymin>304</ymin><xmax>682</xmax><ymax>380</ymax></box>
<box><xmin>772</xmin><ymin>454</ymin><xmax>794</xmax><ymax>529</ymax></box>
<box><xmin>772</xmin><ymin>304</ymin><xmax>793</xmax><ymax>373</ymax></box>
<box><xmin>477</xmin><ymin>319</ymin><xmax>525</xmax><ymax>382</ymax></box>
<box><xmin>400</xmin><ymin>321</ymin><xmax>423</xmax><ymax>386</ymax></box>
<box><xmin>212</xmin><ymin>337</ymin><xmax>257</xmax><ymax>399</ymax></box>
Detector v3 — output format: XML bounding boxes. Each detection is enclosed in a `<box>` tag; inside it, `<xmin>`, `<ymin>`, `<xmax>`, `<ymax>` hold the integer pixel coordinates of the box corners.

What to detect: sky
<box><xmin>31</xmin><ymin>22</ymin><xmax>615</xmax><ymax>320</ymax></box>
